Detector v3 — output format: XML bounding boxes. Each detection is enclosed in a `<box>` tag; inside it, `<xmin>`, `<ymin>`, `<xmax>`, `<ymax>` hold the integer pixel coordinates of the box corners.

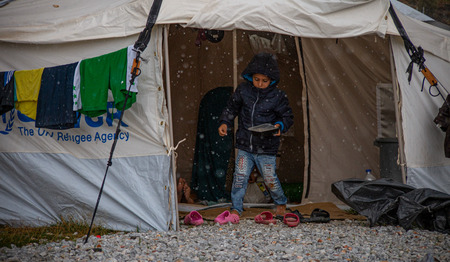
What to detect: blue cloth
<box><xmin>230</xmin><ymin>149</ymin><xmax>287</xmax><ymax>214</ymax></box>
<box><xmin>36</xmin><ymin>63</ymin><xmax>78</xmax><ymax>129</ymax></box>
<box><xmin>0</xmin><ymin>71</ymin><xmax>15</xmax><ymax>115</ymax></box>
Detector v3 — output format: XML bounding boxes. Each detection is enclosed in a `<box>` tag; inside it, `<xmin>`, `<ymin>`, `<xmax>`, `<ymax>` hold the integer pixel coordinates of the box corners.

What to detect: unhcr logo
<box><xmin>0</xmin><ymin>102</ymin><xmax>127</xmax><ymax>135</ymax></box>
<box><xmin>0</xmin><ymin>108</ymin><xmax>14</xmax><ymax>135</ymax></box>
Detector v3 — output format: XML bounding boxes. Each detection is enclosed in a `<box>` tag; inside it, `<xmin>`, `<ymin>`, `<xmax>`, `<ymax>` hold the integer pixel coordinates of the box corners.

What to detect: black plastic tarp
<box><xmin>332</xmin><ymin>178</ymin><xmax>450</xmax><ymax>233</ymax></box>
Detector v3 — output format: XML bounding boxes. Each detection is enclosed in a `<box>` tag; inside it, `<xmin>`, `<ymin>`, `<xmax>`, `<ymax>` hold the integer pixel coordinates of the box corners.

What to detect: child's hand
<box><xmin>273</xmin><ymin>124</ymin><xmax>281</xmax><ymax>136</ymax></box>
<box><xmin>218</xmin><ymin>123</ymin><xmax>228</xmax><ymax>136</ymax></box>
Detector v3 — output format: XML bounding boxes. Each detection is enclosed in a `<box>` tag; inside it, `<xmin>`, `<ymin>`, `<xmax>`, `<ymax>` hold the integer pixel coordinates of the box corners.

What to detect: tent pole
<box><xmin>164</xmin><ymin>24</ymin><xmax>180</xmax><ymax>230</ymax></box>
<box><xmin>389</xmin><ymin>37</ymin><xmax>407</xmax><ymax>184</ymax></box>
<box><xmin>232</xmin><ymin>29</ymin><xmax>238</xmax><ymax>157</ymax></box>
<box><xmin>295</xmin><ymin>37</ymin><xmax>311</xmax><ymax>202</ymax></box>
<box><xmin>232</xmin><ymin>29</ymin><xmax>238</xmax><ymax>90</ymax></box>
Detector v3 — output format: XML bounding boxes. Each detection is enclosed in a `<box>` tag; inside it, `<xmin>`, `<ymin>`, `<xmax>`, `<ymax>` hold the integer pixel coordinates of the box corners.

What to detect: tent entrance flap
<box><xmin>301</xmin><ymin>35</ymin><xmax>392</xmax><ymax>203</ymax></box>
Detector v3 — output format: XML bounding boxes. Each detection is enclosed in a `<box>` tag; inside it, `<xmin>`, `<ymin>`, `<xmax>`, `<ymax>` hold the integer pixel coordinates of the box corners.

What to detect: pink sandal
<box><xmin>255</xmin><ymin>211</ymin><xmax>277</xmax><ymax>225</ymax></box>
<box><xmin>214</xmin><ymin>210</ymin><xmax>240</xmax><ymax>225</ymax></box>
<box><xmin>184</xmin><ymin>210</ymin><xmax>204</xmax><ymax>226</ymax></box>
<box><xmin>227</xmin><ymin>213</ymin><xmax>240</xmax><ymax>224</ymax></box>
<box><xmin>214</xmin><ymin>210</ymin><xmax>231</xmax><ymax>225</ymax></box>
<box><xmin>283</xmin><ymin>213</ymin><xmax>300</xmax><ymax>227</ymax></box>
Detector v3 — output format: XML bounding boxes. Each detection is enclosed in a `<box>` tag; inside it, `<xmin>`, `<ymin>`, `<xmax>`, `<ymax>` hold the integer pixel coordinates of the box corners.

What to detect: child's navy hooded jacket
<box><xmin>219</xmin><ymin>53</ymin><xmax>294</xmax><ymax>155</ymax></box>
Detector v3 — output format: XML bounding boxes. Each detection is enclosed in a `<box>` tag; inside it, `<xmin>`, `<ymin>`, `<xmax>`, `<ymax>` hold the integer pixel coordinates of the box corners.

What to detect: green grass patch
<box><xmin>0</xmin><ymin>218</ymin><xmax>119</xmax><ymax>248</ymax></box>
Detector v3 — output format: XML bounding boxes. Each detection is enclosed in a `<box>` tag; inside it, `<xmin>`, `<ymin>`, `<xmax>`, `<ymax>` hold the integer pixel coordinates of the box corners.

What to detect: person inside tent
<box><xmin>217</xmin><ymin>52</ymin><xmax>294</xmax><ymax>223</ymax></box>
<box><xmin>177</xmin><ymin>177</ymin><xmax>195</xmax><ymax>204</ymax></box>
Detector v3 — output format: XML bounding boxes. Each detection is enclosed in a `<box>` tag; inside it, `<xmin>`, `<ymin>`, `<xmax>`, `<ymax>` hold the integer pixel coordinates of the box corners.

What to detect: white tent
<box><xmin>0</xmin><ymin>0</ymin><xmax>449</xmax><ymax>231</ymax></box>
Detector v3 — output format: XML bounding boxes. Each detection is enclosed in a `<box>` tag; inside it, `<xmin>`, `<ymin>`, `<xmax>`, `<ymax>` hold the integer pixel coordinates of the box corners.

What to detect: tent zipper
<box><xmin>250</xmin><ymin>89</ymin><xmax>260</xmax><ymax>152</ymax></box>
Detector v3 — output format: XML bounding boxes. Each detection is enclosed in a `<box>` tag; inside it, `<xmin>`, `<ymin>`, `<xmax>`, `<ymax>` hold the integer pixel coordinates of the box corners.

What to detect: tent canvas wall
<box><xmin>0</xmin><ymin>2</ymin><xmax>177</xmax><ymax>231</ymax></box>
<box><xmin>0</xmin><ymin>25</ymin><xmax>176</xmax><ymax>231</ymax></box>
<box><xmin>0</xmin><ymin>0</ymin><xmax>449</xmax><ymax>231</ymax></box>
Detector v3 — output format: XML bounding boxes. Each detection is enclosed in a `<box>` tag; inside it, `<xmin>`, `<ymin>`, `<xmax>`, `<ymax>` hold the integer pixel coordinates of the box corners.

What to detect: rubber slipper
<box><xmin>214</xmin><ymin>210</ymin><xmax>231</xmax><ymax>225</ymax></box>
<box><xmin>308</xmin><ymin>208</ymin><xmax>330</xmax><ymax>223</ymax></box>
<box><xmin>286</xmin><ymin>208</ymin><xmax>307</xmax><ymax>223</ymax></box>
<box><xmin>254</xmin><ymin>211</ymin><xmax>277</xmax><ymax>225</ymax></box>
<box><xmin>184</xmin><ymin>210</ymin><xmax>204</xmax><ymax>226</ymax></box>
<box><xmin>226</xmin><ymin>213</ymin><xmax>240</xmax><ymax>224</ymax></box>
<box><xmin>283</xmin><ymin>213</ymin><xmax>300</xmax><ymax>227</ymax></box>
<box><xmin>214</xmin><ymin>210</ymin><xmax>240</xmax><ymax>225</ymax></box>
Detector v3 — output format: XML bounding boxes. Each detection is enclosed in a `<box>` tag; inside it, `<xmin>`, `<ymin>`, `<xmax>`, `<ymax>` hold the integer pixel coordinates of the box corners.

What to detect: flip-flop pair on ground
<box><xmin>255</xmin><ymin>208</ymin><xmax>331</xmax><ymax>227</ymax></box>
<box><xmin>286</xmin><ymin>208</ymin><xmax>331</xmax><ymax>223</ymax></box>
<box><xmin>184</xmin><ymin>210</ymin><xmax>240</xmax><ymax>226</ymax></box>
<box><xmin>254</xmin><ymin>211</ymin><xmax>300</xmax><ymax>227</ymax></box>
<box><xmin>185</xmin><ymin>208</ymin><xmax>330</xmax><ymax>226</ymax></box>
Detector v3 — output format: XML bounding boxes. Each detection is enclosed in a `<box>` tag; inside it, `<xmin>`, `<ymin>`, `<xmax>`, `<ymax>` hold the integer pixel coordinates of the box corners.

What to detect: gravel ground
<box><xmin>1</xmin><ymin>219</ymin><xmax>448</xmax><ymax>262</ymax></box>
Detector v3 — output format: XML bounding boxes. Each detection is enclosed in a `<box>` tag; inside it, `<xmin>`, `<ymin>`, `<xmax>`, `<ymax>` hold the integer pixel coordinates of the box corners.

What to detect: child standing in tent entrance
<box><xmin>217</xmin><ymin>52</ymin><xmax>294</xmax><ymax>222</ymax></box>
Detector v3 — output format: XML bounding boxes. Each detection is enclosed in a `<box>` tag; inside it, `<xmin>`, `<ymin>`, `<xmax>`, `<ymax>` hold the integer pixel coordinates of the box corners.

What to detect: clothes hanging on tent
<box><xmin>191</xmin><ymin>86</ymin><xmax>233</xmax><ymax>202</ymax></box>
<box><xmin>433</xmin><ymin>94</ymin><xmax>450</xmax><ymax>158</ymax></box>
<box><xmin>1</xmin><ymin>45</ymin><xmax>140</xmax><ymax>125</ymax></box>
<box><xmin>14</xmin><ymin>68</ymin><xmax>44</xmax><ymax>120</ymax></box>
<box><xmin>0</xmin><ymin>71</ymin><xmax>14</xmax><ymax>115</ymax></box>
<box><xmin>76</xmin><ymin>47</ymin><xmax>136</xmax><ymax>118</ymax></box>
<box><xmin>36</xmin><ymin>63</ymin><xmax>78</xmax><ymax>130</ymax></box>
<box><xmin>72</xmin><ymin>61</ymin><xmax>82</xmax><ymax>112</ymax></box>
<box><xmin>72</xmin><ymin>45</ymin><xmax>138</xmax><ymax>114</ymax></box>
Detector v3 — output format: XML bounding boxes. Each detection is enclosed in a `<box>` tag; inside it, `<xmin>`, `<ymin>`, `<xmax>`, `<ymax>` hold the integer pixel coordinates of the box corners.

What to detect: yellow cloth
<box><xmin>14</xmin><ymin>68</ymin><xmax>44</xmax><ymax>120</ymax></box>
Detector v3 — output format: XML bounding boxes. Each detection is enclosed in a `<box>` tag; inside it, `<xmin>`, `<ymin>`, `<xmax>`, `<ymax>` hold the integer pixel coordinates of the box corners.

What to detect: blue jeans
<box><xmin>231</xmin><ymin>149</ymin><xmax>287</xmax><ymax>214</ymax></box>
